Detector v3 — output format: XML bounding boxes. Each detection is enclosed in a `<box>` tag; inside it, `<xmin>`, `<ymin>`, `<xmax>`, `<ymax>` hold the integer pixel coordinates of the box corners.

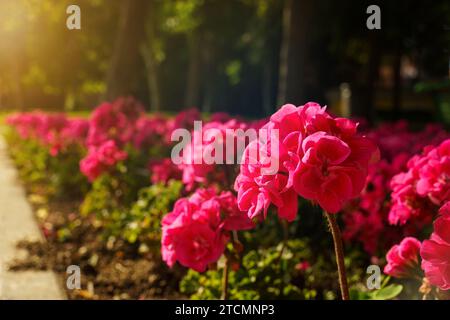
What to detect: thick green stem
<box><xmin>325</xmin><ymin>212</ymin><xmax>350</xmax><ymax>300</ymax></box>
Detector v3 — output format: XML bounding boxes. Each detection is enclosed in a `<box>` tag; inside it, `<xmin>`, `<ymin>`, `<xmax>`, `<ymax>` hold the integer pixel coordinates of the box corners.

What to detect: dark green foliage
<box><xmin>122</xmin><ymin>180</ymin><xmax>183</xmax><ymax>245</ymax></box>
<box><xmin>4</xmin><ymin>128</ymin><xmax>88</xmax><ymax>197</ymax></box>
<box><xmin>181</xmin><ymin>239</ymin><xmax>339</xmax><ymax>300</ymax></box>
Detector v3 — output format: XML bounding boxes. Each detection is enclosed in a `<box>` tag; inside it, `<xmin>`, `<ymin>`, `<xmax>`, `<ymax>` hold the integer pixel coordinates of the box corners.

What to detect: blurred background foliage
<box><xmin>0</xmin><ymin>0</ymin><xmax>449</xmax><ymax>123</ymax></box>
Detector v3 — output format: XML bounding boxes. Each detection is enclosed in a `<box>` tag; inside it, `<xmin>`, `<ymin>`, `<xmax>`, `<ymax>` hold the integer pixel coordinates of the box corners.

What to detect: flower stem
<box><xmin>325</xmin><ymin>212</ymin><xmax>350</xmax><ymax>300</ymax></box>
<box><xmin>221</xmin><ymin>255</ymin><xmax>230</xmax><ymax>300</ymax></box>
<box><xmin>275</xmin><ymin>219</ymin><xmax>289</xmax><ymax>263</ymax></box>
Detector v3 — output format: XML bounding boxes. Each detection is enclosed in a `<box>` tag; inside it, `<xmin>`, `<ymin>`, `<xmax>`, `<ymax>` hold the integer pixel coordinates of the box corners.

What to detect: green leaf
<box><xmin>369</xmin><ymin>284</ymin><xmax>403</xmax><ymax>300</ymax></box>
<box><xmin>349</xmin><ymin>288</ymin><xmax>371</xmax><ymax>300</ymax></box>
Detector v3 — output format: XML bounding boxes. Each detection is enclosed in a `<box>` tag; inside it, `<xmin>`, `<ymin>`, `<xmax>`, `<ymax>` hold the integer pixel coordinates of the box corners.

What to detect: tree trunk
<box><xmin>142</xmin><ymin>43</ymin><xmax>160</xmax><ymax>112</ymax></box>
<box><xmin>277</xmin><ymin>0</ymin><xmax>292</xmax><ymax>106</ymax></box>
<box><xmin>141</xmin><ymin>3</ymin><xmax>161</xmax><ymax>112</ymax></box>
<box><xmin>105</xmin><ymin>0</ymin><xmax>149</xmax><ymax>101</ymax></box>
<box><xmin>392</xmin><ymin>50</ymin><xmax>402</xmax><ymax>120</ymax></box>
<box><xmin>366</xmin><ymin>34</ymin><xmax>381</xmax><ymax>123</ymax></box>
<box><xmin>353</xmin><ymin>33</ymin><xmax>381</xmax><ymax>123</ymax></box>
<box><xmin>201</xmin><ymin>33</ymin><xmax>214</xmax><ymax>113</ymax></box>
<box><xmin>262</xmin><ymin>60</ymin><xmax>273</xmax><ymax>116</ymax></box>
<box><xmin>9</xmin><ymin>53</ymin><xmax>24</xmax><ymax>110</ymax></box>
<box><xmin>185</xmin><ymin>33</ymin><xmax>202</xmax><ymax>108</ymax></box>
<box><xmin>277</xmin><ymin>0</ymin><xmax>314</xmax><ymax>106</ymax></box>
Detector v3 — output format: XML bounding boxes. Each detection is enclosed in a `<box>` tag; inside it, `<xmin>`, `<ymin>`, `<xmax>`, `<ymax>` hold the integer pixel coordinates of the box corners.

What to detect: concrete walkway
<box><xmin>0</xmin><ymin>135</ymin><xmax>65</xmax><ymax>300</ymax></box>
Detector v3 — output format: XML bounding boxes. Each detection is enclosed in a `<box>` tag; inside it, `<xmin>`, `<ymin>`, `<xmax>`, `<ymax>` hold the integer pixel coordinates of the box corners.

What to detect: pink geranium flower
<box><xmin>235</xmin><ymin>102</ymin><xmax>377</xmax><ymax>221</ymax></box>
<box><xmin>234</xmin><ymin>139</ymin><xmax>298</xmax><ymax>221</ymax></box>
<box><xmin>292</xmin><ymin>132</ymin><xmax>369</xmax><ymax>213</ymax></box>
<box><xmin>148</xmin><ymin>158</ymin><xmax>182</xmax><ymax>184</ymax></box>
<box><xmin>389</xmin><ymin>139</ymin><xmax>450</xmax><ymax>226</ymax></box>
<box><xmin>80</xmin><ymin>140</ymin><xmax>127</xmax><ymax>182</ymax></box>
<box><xmin>416</xmin><ymin>140</ymin><xmax>450</xmax><ymax>204</ymax></box>
<box><xmin>6</xmin><ymin>112</ymin><xmax>91</xmax><ymax>157</ymax></box>
<box><xmin>384</xmin><ymin>237</ymin><xmax>422</xmax><ymax>279</ymax></box>
<box><xmin>420</xmin><ymin>204</ymin><xmax>450</xmax><ymax>290</ymax></box>
<box><xmin>161</xmin><ymin>205</ymin><xmax>227</xmax><ymax>272</ymax></box>
<box><xmin>133</xmin><ymin>115</ymin><xmax>170</xmax><ymax>149</ymax></box>
<box><xmin>179</xmin><ymin>119</ymin><xmax>251</xmax><ymax>190</ymax></box>
<box><xmin>87</xmin><ymin>97</ymin><xmax>144</xmax><ymax>148</ymax></box>
<box><xmin>161</xmin><ymin>188</ymin><xmax>254</xmax><ymax>272</ymax></box>
<box><xmin>341</xmin><ymin>121</ymin><xmax>448</xmax><ymax>254</ymax></box>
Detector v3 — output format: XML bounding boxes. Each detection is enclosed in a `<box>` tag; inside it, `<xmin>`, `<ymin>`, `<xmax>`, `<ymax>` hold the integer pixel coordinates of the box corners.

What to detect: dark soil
<box><xmin>7</xmin><ymin>196</ymin><xmax>185</xmax><ymax>300</ymax></box>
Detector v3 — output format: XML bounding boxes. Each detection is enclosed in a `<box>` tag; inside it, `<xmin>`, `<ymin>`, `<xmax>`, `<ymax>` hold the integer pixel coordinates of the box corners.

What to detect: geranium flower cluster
<box><xmin>148</xmin><ymin>158</ymin><xmax>182</xmax><ymax>185</ymax></box>
<box><xmin>367</xmin><ymin>121</ymin><xmax>449</xmax><ymax>161</ymax></box>
<box><xmin>234</xmin><ymin>102</ymin><xmax>378</xmax><ymax>222</ymax></box>
<box><xmin>168</xmin><ymin>108</ymin><xmax>201</xmax><ymax>132</ymax></box>
<box><xmin>8</xmin><ymin>100</ymin><xmax>258</xmax><ymax>187</ymax></box>
<box><xmin>342</xmin><ymin>155</ymin><xmax>409</xmax><ymax>254</ymax></box>
<box><xmin>342</xmin><ymin>122</ymin><xmax>449</xmax><ymax>254</ymax></box>
<box><xmin>379</xmin><ymin>138</ymin><xmax>450</xmax><ymax>294</ymax></box>
<box><xmin>60</xmin><ymin>118</ymin><xmax>90</xmax><ymax>147</ymax></box>
<box><xmin>80</xmin><ymin>140</ymin><xmax>128</xmax><ymax>182</ymax></box>
<box><xmin>86</xmin><ymin>97</ymin><xmax>145</xmax><ymax>148</ymax></box>
<box><xmin>161</xmin><ymin>188</ymin><xmax>254</xmax><ymax>272</ymax></box>
<box><xmin>384</xmin><ymin>237</ymin><xmax>422</xmax><ymax>279</ymax></box>
<box><xmin>6</xmin><ymin>112</ymin><xmax>89</xmax><ymax>156</ymax></box>
<box><xmin>178</xmin><ymin>119</ymin><xmax>255</xmax><ymax>190</ymax></box>
<box><xmin>389</xmin><ymin>139</ymin><xmax>450</xmax><ymax>226</ymax></box>
<box><xmin>385</xmin><ymin>202</ymin><xmax>450</xmax><ymax>292</ymax></box>
<box><xmin>6</xmin><ymin>112</ymin><xmax>67</xmax><ymax>141</ymax></box>
<box><xmin>80</xmin><ymin>97</ymin><xmax>174</xmax><ymax>181</ymax></box>
<box><xmin>421</xmin><ymin>203</ymin><xmax>450</xmax><ymax>290</ymax></box>
<box><xmin>133</xmin><ymin>115</ymin><xmax>169</xmax><ymax>150</ymax></box>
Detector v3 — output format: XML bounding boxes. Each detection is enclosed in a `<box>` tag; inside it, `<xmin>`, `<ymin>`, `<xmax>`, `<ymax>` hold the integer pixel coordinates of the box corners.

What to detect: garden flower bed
<box><xmin>3</xmin><ymin>97</ymin><xmax>450</xmax><ymax>300</ymax></box>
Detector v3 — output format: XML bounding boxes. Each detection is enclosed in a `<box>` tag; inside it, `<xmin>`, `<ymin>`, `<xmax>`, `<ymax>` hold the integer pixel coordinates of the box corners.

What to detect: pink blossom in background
<box><xmin>96</xmin><ymin>140</ymin><xmax>128</xmax><ymax>166</ymax></box>
<box><xmin>439</xmin><ymin>201</ymin><xmax>450</xmax><ymax>215</ymax></box>
<box><xmin>62</xmin><ymin>118</ymin><xmax>90</xmax><ymax>143</ymax></box>
<box><xmin>342</xmin><ymin>158</ymin><xmax>401</xmax><ymax>253</ymax></box>
<box><xmin>148</xmin><ymin>158</ymin><xmax>182</xmax><ymax>184</ymax></box>
<box><xmin>420</xmin><ymin>204</ymin><xmax>450</xmax><ymax>290</ymax></box>
<box><xmin>133</xmin><ymin>115</ymin><xmax>169</xmax><ymax>149</ymax></box>
<box><xmin>295</xmin><ymin>261</ymin><xmax>311</xmax><ymax>271</ymax></box>
<box><xmin>209</xmin><ymin>112</ymin><xmax>233</xmax><ymax>123</ymax></box>
<box><xmin>79</xmin><ymin>155</ymin><xmax>102</xmax><ymax>183</ymax></box>
<box><xmin>48</xmin><ymin>118</ymin><xmax>90</xmax><ymax>156</ymax></box>
<box><xmin>342</xmin><ymin>209</ymin><xmax>384</xmax><ymax>254</ymax></box>
<box><xmin>168</xmin><ymin>108</ymin><xmax>201</xmax><ymax>133</ymax></box>
<box><xmin>87</xmin><ymin>97</ymin><xmax>144</xmax><ymax>148</ymax></box>
<box><xmin>178</xmin><ymin>119</ymin><xmax>252</xmax><ymax>190</ymax></box>
<box><xmin>389</xmin><ymin>139</ymin><xmax>450</xmax><ymax>227</ymax></box>
<box><xmin>8</xmin><ymin>103</ymin><xmax>450</xmax><ymax>284</ymax></box>
<box><xmin>366</xmin><ymin>121</ymin><xmax>449</xmax><ymax>162</ymax></box>
<box><xmin>86</xmin><ymin>102</ymin><xmax>123</xmax><ymax>146</ymax></box>
<box><xmin>342</xmin><ymin>122</ymin><xmax>447</xmax><ymax>254</ymax></box>
<box><xmin>384</xmin><ymin>237</ymin><xmax>422</xmax><ymax>279</ymax></box>
<box><xmin>80</xmin><ymin>140</ymin><xmax>128</xmax><ymax>182</ymax></box>
<box><xmin>415</xmin><ymin>140</ymin><xmax>450</xmax><ymax>205</ymax></box>
<box><xmin>6</xmin><ymin>112</ymin><xmax>89</xmax><ymax>157</ymax></box>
